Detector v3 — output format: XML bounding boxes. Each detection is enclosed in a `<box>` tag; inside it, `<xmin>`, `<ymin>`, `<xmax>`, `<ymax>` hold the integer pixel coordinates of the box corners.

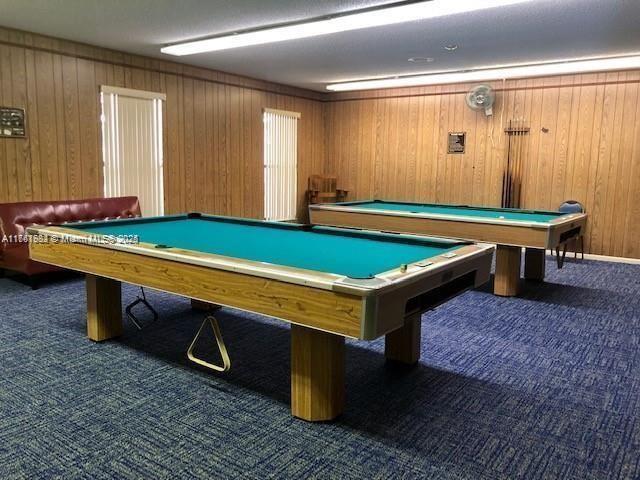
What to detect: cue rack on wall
<box><xmin>501</xmin><ymin>118</ymin><xmax>530</xmax><ymax>208</ymax></box>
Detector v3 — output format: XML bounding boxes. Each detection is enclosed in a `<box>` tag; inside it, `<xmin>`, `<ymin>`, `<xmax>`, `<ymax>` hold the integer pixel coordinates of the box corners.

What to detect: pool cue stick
<box><xmin>518</xmin><ymin>119</ymin><xmax>529</xmax><ymax>208</ymax></box>
<box><xmin>516</xmin><ymin>119</ymin><xmax>525</xmax><ymax>207</ymax></box>
<box><xmin>509</xmin><ymin>119</ymin><xmax>513</xmax><ymax>207</ymax></box>
<box><xmin>512</xmin><ymin>119</ymin><xmax>520</xmax><ymax>207</ymax></box>
<box><xmin>502</xmin><ymin>120</ymin><xmax>512</xmax><ymax>207</ymax></box>
<box><xmin>501</xmin><ymin>127</ymin><xmax>507</xmax><ymax>206</ymax></box>
<box><xmin>501</xmin><ymin>120</ymin><xmax>506</xmax><ymax>207</ymax></box>
<box><xmin>514</xmin><ymin>119</ymin><xmax>522</xmax><ymax>208</ymax></box>
<box><xmin>511</xmin><ymin>119</ymin><xmax>519</xmax><ymax>208</ymax></box>
<box><xmin>508</xmin><ymin>120</ymin><xmax>517</xmax><ymax>207</ymax></box>
<box><xmin>513</xmin><ymin>122</ymin><xmax>522</xmax><ymax>208</ymax></box>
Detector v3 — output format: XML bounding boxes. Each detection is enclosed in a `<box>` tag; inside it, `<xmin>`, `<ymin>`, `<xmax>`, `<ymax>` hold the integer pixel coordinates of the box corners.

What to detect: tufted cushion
<box><xmin>0</xmin><ymin>196</ymin><xmax>141</xmax><ymax>276</ymax></box>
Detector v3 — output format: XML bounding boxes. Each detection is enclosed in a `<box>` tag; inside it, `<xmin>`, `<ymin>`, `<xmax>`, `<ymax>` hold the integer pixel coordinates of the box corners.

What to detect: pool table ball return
<box><xmin>28</xmin><ymin>213</ymin><xmax>493</xmax><ymax>421</ymax></box>
<box><xmin>309</xmin><ymin>200</ymin><xmax>588</xmax><ymax>297</ymax></box>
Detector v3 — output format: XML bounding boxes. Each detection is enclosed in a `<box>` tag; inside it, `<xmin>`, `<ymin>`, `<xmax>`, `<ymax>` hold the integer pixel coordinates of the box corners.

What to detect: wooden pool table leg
<box><xmin>291</xmin><ymin>324</ymin><xmax>345</xmax><ymax>421</ymax></box>
<box><xmin>524</xmin><ymin>248</ymin><xmax>546</xmax><ymax>281</ymax></box>
<box><xmin>86</xmin><ymin>275</ymin><xmax>122</xmax><ymax>341</ymax></box>
<box><xmin>385</xmin><ymin>314</ymin><xmax>421</xmax><ymax>365</ymax></box>
<box><xmin>494</xmin><ymin>245</ymin><xmax>521</xmax><ymax>297</ymax></box>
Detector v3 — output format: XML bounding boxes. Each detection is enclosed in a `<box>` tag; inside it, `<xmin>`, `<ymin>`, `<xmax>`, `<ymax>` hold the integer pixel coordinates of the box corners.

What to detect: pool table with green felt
<box><xmin>28</xmin><ymin>213</ymin><xmax>493</xmax><ymax>421</ymax></box>
<box><xmin>309</xmin><ymin>200</ymin><xmax>588</xmax><ymax>297</ymax></box>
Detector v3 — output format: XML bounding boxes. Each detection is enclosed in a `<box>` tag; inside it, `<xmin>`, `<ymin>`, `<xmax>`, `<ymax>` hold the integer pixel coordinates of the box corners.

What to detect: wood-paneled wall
<box><xmin>2</xmin><ymin>26</ymin><xmax>639</xmax><ymax>258</ymax></box>
<box><xmin>0</xmin><ymin>27</ymin><xmax>325</xmax><ymax>219</ymax></box>
<box><xmin>326</xmin><ymin>73</ymin><xmax>640</xmax><ymax>258</ymax></box>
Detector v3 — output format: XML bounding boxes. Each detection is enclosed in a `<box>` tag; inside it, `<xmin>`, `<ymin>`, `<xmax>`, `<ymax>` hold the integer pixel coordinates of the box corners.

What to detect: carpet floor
<box><xmin>0</xmin><ymin>257</ymin><xmax>639</xmax><ymax>479</ymax></box>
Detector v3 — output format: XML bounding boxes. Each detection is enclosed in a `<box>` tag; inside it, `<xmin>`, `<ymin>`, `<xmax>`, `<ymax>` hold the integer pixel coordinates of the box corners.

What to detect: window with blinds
<box><xmin>263</xmin><ymin>108</ymin><xmax>300</xmax><ymax>221</ymax></box>
<box><xmin>100</xmin><ymin>86</ymin><xmax>165</xmax><ymax>217</ymax></box>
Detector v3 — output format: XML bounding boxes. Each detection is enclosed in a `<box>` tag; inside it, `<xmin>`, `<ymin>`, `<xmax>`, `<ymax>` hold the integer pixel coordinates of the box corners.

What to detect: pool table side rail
<box><xmin>309</xmin><ymin>205</ymin><xmax>587</xmax><ymax>249</ymax></box>
<box><xmin>26</xmin><ymin>224</ymin><xmax>485</xmax><ymax>295</ymax></box>
<box><xmin>60</xmin><ymin>212</ymin><xmax>319</xmax><ymax>230</ymax></box>
<box><xmin>27</xmin><ymin>225</ymin><xmax>494</xmax><ymax>340</ymax></box>
<box><xmin>327</xmin><ymin>199</ymin><xmax>567</xmax><ymax>217</ymax></box>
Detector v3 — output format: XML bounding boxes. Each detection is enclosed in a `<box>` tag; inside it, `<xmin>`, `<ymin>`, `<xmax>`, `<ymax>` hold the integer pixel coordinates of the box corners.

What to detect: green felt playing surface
<box><xmin>340</xmin><ymin>201</ymin><xmax>564</xmax><ymax>223</ymax></box>
<box><xmin>70</xmin><ymin>215</ymin><xmax>467</xmax><ymax>279</ymax></box>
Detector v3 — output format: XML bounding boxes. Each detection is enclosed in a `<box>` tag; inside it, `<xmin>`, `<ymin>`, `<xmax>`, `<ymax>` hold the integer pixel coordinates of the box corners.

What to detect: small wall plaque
<box><xmin>448</xmin><ymin>132</ymin><xmax>465</xmax><ymax>154</ymax></box>
<box><xmin>0</xmin><ymin>107</ymin><xmax>26</xmax><ymax>138</ymax></box>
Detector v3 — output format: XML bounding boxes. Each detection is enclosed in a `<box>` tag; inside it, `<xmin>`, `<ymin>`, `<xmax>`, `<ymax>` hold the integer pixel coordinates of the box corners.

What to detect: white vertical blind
<box><xmin>263</xmin><ymin>108</ymin><xmax>299</xmax><ymax>221</ymax></box>
<box><xmin>100</xmin><ymin>86</ymin><xmax>165</xmax><ymax>217</ymax></box>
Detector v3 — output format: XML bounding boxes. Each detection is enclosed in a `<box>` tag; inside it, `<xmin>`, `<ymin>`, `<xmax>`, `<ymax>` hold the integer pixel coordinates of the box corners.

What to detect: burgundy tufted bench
<box><xmin>0</xmin><ymin>196</ymin><xmax>141</xmax><ymax>284</ymax></box>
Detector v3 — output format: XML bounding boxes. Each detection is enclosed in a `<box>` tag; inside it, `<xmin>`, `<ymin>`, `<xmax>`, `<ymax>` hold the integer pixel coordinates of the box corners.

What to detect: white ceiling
<box><xmin>1</xmin><ymin>0</ymin><xmax>639</xmax><ymax>91</ymax></box>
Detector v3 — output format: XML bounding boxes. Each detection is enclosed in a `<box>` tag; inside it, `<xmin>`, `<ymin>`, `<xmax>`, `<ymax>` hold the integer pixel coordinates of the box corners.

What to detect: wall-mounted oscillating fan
<box><xmin>466</xmin><ymin>84</ymin><xmax>495</xmax><ymax>116</ymax></box>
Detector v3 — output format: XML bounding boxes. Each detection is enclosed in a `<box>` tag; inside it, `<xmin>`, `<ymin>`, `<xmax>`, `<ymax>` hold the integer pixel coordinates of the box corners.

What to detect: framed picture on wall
<box><xmin>448</xmin><ymin>132</ymin><xmax>465</xmax><ymax>154</ymax></box>
<box><xmin>0</xmin><ymin>107</ymin><xmax>26</xmax><ymax>138</ymax></box>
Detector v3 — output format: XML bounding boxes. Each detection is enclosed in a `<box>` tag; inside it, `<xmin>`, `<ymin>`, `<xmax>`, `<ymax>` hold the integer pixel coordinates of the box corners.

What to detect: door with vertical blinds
<box><xmin>263</xmin><ymin>108</ymin><xmax>299</xmax><ymax>221</ymax></box>
<box><xmin>101</xmin><ymin>86</ymin><xmax>165</xmax><ymax>217</ymax></box>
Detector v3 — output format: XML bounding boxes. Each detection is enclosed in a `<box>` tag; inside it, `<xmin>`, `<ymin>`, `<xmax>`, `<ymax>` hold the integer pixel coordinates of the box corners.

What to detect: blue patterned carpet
<box><xmin>1</xmin><ymin>258</ymin><xmax>639</xmax><ymax>479</ymax></box>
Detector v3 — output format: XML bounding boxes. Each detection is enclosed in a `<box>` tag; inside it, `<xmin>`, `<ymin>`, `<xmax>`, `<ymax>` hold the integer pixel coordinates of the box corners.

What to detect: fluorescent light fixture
<box><xmin>161</xmin><ymin>0</ymin><xmax>531</xmax><ymax>56</ymax></box>
<box><xmin>326</xmin><ymin>54</ymin><xmax>640</xmax><ymax>91</ymax></box>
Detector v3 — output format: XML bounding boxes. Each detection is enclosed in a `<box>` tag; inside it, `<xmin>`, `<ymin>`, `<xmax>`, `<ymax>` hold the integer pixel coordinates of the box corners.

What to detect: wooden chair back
<box><xmin>307</xmin><ymin>175</ymin><xmax>348</xmax><ymax>205</ymax></box>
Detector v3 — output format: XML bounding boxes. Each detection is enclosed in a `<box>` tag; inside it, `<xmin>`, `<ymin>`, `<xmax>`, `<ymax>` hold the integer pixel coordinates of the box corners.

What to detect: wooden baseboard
<box><xmin>545</xmin><ymin>250</ymin><xmax>640</xmax><ymax>265</ymax></box>
<box><xmin>474</xmin><ymin>242</ymin><xmax>640</xmax><ymax>266</ymax></box>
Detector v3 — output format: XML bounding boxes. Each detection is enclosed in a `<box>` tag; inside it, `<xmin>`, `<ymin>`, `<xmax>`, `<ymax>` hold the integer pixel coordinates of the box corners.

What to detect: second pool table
<box><xmin>27</xmin><ymin>213</ymin><xmax>493</xmax><ymax>421</ymax></box>
<box><xmin>309</xmin><ymin>200</ymin><xmax>587</xmax><ymax>296</ymax></box>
